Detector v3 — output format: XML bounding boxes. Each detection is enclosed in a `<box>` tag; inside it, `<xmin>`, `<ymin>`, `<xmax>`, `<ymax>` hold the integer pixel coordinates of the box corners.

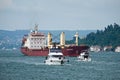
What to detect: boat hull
<box><xmin>21</xmin><ymin>46</ymin><xmax>89</xmax><ymax>57</ymax></box>
<box><xmin>45</xmin><ymin>59</ymin><xmax>64</xmax><ymax>65</ymax></box>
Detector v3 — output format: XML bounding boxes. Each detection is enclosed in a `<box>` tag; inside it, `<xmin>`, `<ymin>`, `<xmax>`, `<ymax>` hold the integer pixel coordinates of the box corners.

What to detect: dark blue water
<box><xmin>0</xmin><ymin>50</ymin><xmax>120</xmax><ymax>80</ymax></box>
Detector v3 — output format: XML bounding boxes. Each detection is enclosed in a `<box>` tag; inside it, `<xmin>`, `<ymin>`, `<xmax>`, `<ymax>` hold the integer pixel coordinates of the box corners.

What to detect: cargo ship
<box><xmin>21</xmin><ymin>25</ymin><xmax>89</xmax><ymax>56</ymax></box>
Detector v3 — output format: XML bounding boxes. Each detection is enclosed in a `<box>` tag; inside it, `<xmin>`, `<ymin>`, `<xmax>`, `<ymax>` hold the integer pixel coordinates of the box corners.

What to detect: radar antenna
<box><xmin>34</xmin><ymin>24</ymin><xmax>38</xmax><ymax>31</ymax></box>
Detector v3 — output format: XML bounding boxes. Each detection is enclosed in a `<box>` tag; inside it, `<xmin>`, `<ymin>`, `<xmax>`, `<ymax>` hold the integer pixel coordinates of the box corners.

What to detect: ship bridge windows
<box><xmin>30</xmin><ymin>38</ymin><xmax>44</xmax><ymax>41</ymax></box>
<box><xmin>30</xmin><ymin>45</ymin><xmax>43</xmax><ymax>49</ymax></box>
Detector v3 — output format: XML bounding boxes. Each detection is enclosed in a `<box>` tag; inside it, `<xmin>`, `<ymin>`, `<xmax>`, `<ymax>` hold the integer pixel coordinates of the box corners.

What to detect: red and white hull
<box><xmin>21</xmin><ymin>46</ymin><xmax>89</xmax><ymax>57</ymax></box>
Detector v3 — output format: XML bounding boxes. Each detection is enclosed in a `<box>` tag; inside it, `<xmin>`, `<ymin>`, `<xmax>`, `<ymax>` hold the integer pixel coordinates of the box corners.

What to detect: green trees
<box><xmin>84</xmin><ymin>23</ymin><xmax>120</xmax><ymax>48</ymax></box>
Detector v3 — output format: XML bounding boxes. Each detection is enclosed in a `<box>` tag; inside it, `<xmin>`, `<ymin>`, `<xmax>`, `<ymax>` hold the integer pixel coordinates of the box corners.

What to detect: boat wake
<box><xmin>22</xmin><ymin>61</ymin><xmax>45</xmax><ymax>65</ymax></box>
<box><xmin>0</xmin><ymin>58</ymin><xmax>71</xmax><ymax>66</ymax></box>
<box><xmin>76</xmin><ymin>58</ymin><xmax>91</xmax><ymax>62</ymax></box>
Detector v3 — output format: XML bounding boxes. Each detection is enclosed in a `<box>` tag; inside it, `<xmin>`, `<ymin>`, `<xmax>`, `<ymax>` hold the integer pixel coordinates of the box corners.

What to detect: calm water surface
<box><xmin>0</xmin><ymin>50</ymin><xmax>120</xmax><ymax>80</ymax></box>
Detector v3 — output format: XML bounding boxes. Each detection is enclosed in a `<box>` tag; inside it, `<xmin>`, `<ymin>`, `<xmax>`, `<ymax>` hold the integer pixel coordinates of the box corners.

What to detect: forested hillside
<box><xmin>79</xmin><ymin>23</ymin><xmax>120</xmax><ymax>49</ymax></box>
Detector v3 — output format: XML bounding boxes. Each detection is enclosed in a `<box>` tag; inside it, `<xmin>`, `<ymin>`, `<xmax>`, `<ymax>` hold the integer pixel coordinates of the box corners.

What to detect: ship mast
<box><xmin>34</xmin><ymin>24</ymin><xmax>38</xmax><ymax>34</ymax></box>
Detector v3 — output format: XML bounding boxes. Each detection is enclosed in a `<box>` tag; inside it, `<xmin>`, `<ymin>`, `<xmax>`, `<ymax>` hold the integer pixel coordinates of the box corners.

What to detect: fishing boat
<box><xmin>21</xmin><ymin>25</ymin><xmax>89</xmax><ymax>56</ymax></box>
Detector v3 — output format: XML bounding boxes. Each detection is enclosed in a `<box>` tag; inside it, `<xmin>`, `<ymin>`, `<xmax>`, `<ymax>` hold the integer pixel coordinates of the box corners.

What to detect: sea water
<box><xmin>0</xmin><ymin>50</ymin><xmax>120</xmax><ymax>80</ymax></box>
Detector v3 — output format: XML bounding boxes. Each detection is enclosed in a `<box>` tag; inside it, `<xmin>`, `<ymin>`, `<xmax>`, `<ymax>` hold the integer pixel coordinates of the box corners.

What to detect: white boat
<box><xmin>77</xmin><ymin>51</ymin><xmax>91</xmax><ymax>61</ymax></box>
<box><xmin>44</xmin><ymin>48</ymin><xmax>68</xmax><ymax>65</ymax></box>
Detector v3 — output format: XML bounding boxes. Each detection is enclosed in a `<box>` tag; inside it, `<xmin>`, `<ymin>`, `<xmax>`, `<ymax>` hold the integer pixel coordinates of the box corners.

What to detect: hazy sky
<box><xmin>0</xmin><ymin>0</ymin><xmax>120</xmax><ymax>30</ymax></box>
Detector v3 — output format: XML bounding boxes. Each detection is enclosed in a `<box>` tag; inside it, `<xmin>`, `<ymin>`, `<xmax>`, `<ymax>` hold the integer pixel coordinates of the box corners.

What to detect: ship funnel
<box><xmin>60</xmin><ymin>32</ymin><xmax>65</xmax><ymax>48</ymax></box>
<box><xmin>75</xmin><ymin>32</ymin><xmax>79</xmax><ymax>46</ymax></box>
<box><xmin>47</xmin><ymin>32</ymin><xmax>52</xmax><ymax>48</ymax></box>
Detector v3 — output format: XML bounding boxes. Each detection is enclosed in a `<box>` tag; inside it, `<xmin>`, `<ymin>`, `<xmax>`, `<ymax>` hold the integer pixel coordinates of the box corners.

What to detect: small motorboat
<box><xmin>44</xmin><ymin>47</ymin><xmax>68</xmax><ymax>65</ymax></box>
<box><xmin>77</xmin><ymin>51</ymin><xmax>91</xmax><ymax>61</ymax></box>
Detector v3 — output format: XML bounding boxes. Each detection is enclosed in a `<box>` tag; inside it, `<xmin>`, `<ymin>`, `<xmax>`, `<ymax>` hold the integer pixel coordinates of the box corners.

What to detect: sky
<box><xmin>0</xmin><ymin>0</ymin><xmax>120</xmax><ymax>30</ymax></box>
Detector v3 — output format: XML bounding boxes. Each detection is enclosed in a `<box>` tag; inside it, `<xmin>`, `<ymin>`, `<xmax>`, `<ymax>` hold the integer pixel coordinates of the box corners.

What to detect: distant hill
<box><xmin>0</xmin><ymin>30</ymin><xmax>96</xmax><ymax>49</ymax></box>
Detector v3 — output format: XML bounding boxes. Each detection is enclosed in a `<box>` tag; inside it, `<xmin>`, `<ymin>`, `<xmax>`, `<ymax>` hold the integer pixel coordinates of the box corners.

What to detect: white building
<box><xmin>115</xmin><ymin>46</ymin><xmax>120</xmax><ymax>52</ymax></box>
<box><xmin>103</xmin><ymin>46</ymin><xmax>112</xmax><ymax>51</ymax></box>
<box><xmin>90</xmin><ymin>45</ymin><xmax>101</xmax><ymax>52</ymax></box>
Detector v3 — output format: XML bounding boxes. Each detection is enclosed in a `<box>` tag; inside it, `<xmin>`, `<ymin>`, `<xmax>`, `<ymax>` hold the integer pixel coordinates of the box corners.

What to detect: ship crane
<box><xmin>47</xmin><ymin>32</ymin><xmax>79</xmax><ymax>48</ymax></box>
<box><xmin>60</xmin><ymin>32</ymin><xmax>65</xmax><ymax>48</ymax></box>
<box><xmin>74</xmin><ymin>32</ymin><xmax>79</xmax><ymax>46</ymax></box>
<box><xmin>47</xmin><ymin>32</ymin><xmax>52</xmax><ymax>48</ymax></box>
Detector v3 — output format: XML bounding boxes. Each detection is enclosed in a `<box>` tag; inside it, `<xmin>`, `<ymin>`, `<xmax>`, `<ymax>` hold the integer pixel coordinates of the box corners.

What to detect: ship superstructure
<box><xmin>21</xmin><ymin>25</ymin><xmax>49</xmax><ymax>56</ymax></box>
<box><xmin>23</xmin><ymin>25</ymin><xmax>46</xmax><ymax>49</ymax></box>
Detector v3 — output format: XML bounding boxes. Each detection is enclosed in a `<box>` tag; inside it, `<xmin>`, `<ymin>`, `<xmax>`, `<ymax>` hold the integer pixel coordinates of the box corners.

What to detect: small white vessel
<box><xmin>44</xmin><ymin>48</ymin><xmax>67</xmax><ymax>65</ymax></box>
<box><xmin>77</xmin><ymin>51</ymin><xmax>91</xmax><ymax>61</ymax></box>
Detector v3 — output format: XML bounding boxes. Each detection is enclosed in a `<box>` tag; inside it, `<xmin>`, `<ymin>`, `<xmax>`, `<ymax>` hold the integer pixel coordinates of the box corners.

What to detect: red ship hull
<box><xmin>21</xmin><ymin>46</ymin><xmax>89</xmax><ymax>57</ymax></box>
<box><xmin>21</xmin><ymin>47</ymin><xmax>49</xmax><ymax>56</ymax></box>
<box><xmin>62</xmin><ymin>46</ymin><xmax>89</xmax><ymax>56</ymax></box>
